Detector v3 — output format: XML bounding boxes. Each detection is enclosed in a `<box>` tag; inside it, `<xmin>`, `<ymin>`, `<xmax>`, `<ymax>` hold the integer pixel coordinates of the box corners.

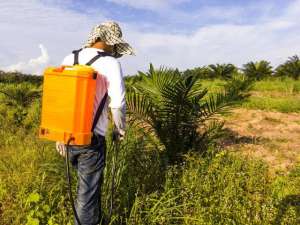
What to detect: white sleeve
<box><xmin>103</xmin><ymin>59</ymin><xmax>126</xmax><ymax>108</ymax></box>
<box><xmin>61</xmin><ymin>54</ymin><xmax>73</xmax><ymax>66</ymax></box>
<box><xmin>98</xmin><ymin>57</ymin><xmax>126</xmax><ymax>133</ymax></box>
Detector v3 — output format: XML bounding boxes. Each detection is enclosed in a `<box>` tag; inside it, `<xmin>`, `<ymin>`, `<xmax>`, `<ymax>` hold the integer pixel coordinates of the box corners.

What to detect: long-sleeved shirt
<box><xmin>62</xmin><ymin>47</ymin><xmax>126</xmax><ymax>136</ymax></box>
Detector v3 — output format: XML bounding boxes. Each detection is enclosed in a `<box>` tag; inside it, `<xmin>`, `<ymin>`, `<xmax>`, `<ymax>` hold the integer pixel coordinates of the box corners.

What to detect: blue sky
<box><xmin>0</xmin><ymin>0</ymin><xmax>299</xmax><ymax>75</ymax></box>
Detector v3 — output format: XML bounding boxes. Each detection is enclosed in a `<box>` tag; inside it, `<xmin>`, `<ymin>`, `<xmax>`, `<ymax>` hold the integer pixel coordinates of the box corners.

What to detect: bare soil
<box><xmin>222</xmin><ymin>108</ymin><xmax>300</xmax><ymax>172</ymax></box>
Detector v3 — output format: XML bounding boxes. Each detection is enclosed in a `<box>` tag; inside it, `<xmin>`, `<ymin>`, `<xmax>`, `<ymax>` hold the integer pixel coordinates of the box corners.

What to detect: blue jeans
<box><xmin>69</xmin><ymin>134</ymin><xmax>106</xmax><ymax>225</ymax></box>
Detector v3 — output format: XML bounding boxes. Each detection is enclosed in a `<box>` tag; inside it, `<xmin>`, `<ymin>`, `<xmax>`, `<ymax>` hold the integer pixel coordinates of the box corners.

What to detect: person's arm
<box><xmin>101</xmin><ymin>57</ymin><xmax>126</xmax><ymax>138</ymax></box>
<box><xmin>62</xmin><ymin>55</ymin><xmax>73</xmax><ymax>66</ymax></box>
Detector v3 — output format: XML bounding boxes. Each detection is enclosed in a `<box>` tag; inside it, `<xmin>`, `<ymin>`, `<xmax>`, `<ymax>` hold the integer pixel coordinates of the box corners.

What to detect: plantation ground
<box><xmin>223</xmin><ymin>109</ymin><xmax>300</xmax><ymax>172</ymax></box>
<box><xmin>0</xmin><ymin>75</ymin><xmax>300</xmax><ymax>225</ymax></box>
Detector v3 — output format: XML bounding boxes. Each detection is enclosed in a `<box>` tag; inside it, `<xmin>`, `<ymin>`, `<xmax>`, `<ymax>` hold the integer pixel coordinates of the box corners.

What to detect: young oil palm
<box><xmin>126</xmin><ymin>64</ymin><xmax>252</xmax><ymax>162</ymax></box>
<box><xmin>0</xmin><ymin>83</ymin><xmax>41</xmax><ymax>107</ymax></box>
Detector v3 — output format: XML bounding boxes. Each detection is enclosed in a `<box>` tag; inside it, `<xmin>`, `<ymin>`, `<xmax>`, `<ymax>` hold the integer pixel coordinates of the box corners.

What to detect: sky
<box><xmin>0</xmin><ymin>0</ymin><xmax>299</xmax><ymax>75</ymax></box>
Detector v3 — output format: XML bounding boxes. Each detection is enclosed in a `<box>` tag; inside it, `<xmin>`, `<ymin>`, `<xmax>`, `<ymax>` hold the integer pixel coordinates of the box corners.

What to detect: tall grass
<box><xmin>252</xmin><ymin>77</ymin><xmax>300</xmax><ymax>94</ymax></box>
<box><xmin>1</xmin><ymin>121</ymin><xmax>299</xmax><ymax>224</ymax></box>
<box><xmin>199</xmin><ymin>78</ymin><xmax>300</xmax><ymax>113</ymax></box>
<box><xmin>0</xmin><ymin>73</ymin><xmax>299</xmax><ymax>224</ymax></box>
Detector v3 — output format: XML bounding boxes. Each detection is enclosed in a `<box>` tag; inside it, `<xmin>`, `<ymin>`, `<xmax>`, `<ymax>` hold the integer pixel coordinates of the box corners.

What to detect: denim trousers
<box><xmin>69</xmin><ymin>134</ymin><xmax>106</xmax><ymax>225</ymax></box>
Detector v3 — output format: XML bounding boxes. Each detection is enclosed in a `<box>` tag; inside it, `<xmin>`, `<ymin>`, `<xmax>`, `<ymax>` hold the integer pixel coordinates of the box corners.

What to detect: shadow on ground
<box><xmin>272</xmin><ymin>194</ymin><xmax>300</xmax><ymax>224</ymax></box>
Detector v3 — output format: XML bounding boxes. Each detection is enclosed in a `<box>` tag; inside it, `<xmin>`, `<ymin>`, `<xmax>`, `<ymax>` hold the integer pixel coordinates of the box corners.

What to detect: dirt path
<box><xmin>222</xmin><ymin>108</ymin><xmax>300</xmax><ymax>172</ymax></box>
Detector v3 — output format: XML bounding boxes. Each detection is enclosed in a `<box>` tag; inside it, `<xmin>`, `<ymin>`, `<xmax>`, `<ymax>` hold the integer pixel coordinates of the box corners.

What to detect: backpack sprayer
<box><xmin>39</xmin><ymin>65</ymin><xmax>98</xmax><ymax>145</ymax></box>
<box><xmin>39</xmin><ymin>65</ymin><xmax>98</xmax><ymax>225</ymax></box>
<box><xmin>39</xmin><ymin>51</ymin><xmax>114</xmax><ymax>225</ymax></box>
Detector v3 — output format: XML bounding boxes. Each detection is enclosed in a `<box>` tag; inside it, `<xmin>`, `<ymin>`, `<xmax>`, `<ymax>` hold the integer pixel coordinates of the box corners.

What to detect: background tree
<box><xmin>242</xmin><ymin>60</ymin><xmax>273</xmax><ymax>80</ymax></box>
<box><xmin>208</xmin><ymin>63</ymin><xmax>237</xmax><ymax>79</ymax></box>
<box><xmin>275</xmin><ymin>55</ymin><xmax>300</xmax><ymax>80</ymax></box>
<box><xmin>183</xmin><ymin>66</ymin><xmax>211</xmax><ymax>79</ymax></box>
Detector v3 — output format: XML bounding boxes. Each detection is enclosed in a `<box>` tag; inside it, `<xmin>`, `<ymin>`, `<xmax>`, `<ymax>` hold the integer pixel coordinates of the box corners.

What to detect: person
<box><xmin>56</xmin><ymin>21</ymin><xmax>134</xmax><ymax>225</ymax></box>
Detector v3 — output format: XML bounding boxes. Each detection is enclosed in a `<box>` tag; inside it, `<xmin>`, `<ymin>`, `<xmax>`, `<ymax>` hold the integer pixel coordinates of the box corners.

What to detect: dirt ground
<box><xmin>222</xmin><ymin>108</ymin><xmax>300</xmax><ymax>172</ymax></box>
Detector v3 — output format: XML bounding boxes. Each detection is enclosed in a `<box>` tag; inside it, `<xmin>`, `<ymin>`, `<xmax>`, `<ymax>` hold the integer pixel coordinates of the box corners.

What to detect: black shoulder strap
<box><xmin>72</xmin><ymin>49</ymin><xmax>82</xmax><ymax>65</ymax></box>
<box><xmin>72</xmin><ymin>49</ymin><xmax>110</xmax><ymax>132</ymax></box>
<box><xmin>89</xmin><ymin>51</ymin><xmax>111</xmax><ymax>131</ymax></box>
<box><xmin>86</xmin><ymin>51</ymin><xmax>111</xmax><ymax>66</ymax></box>
<box><xmin>91</xmin><ymin>92</ymin><xmax>108</xmax><ymax>132</ymax></box>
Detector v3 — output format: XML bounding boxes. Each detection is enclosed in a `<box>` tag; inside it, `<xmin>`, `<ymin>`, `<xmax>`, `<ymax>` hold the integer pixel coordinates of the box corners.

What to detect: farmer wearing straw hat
<box><xmin>56</xmin><ymin>21</ymin><xmax>134</xmax><ymax>225</ymax></box>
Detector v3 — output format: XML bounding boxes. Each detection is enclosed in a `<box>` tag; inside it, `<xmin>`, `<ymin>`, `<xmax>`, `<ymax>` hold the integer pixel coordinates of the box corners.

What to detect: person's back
<box><xmin>62</xmin><ymin>47</ymin><xmax>126</xmax><ymax>137</ymax></box>
<box><xmin>56</xmin><ymin>21</ymin><xmax>134</xmax><ymax>225</ymax></box>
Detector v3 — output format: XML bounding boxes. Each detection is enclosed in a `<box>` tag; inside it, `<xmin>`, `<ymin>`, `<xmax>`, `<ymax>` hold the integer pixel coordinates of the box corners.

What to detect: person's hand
<box><xmin>112</xmin><ymin>129</ymin><xmax>125</xmax><ymax>142</ymax></box>
<box><xmin>56</xmin><ymin>141</ymin><xmax>66</xmax><ymax>157</ymax></box>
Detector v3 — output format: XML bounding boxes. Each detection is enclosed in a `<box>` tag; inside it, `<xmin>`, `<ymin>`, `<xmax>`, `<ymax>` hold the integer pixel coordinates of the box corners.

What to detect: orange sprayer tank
<box><xmin>39</xmin><ymin>65</ymin><xmax>97</xmax><ymax>145</ymax></box>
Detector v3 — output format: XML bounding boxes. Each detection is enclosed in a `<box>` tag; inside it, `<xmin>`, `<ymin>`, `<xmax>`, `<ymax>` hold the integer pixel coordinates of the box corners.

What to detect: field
<box><xmin>0</xmin><ymin>71</ymin><xmax>299</xmax><ymax>225</ymax></box>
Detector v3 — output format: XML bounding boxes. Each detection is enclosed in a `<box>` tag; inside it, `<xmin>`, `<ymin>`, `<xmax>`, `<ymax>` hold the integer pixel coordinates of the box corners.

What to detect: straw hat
<box><xmin>83</xmin><ymin>21</ymin><xmax>135</xmax><ymax>58</ymax></box>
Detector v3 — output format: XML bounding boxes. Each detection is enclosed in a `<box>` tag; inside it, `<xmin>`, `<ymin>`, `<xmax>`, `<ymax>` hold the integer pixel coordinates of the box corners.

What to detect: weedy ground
<box><xmin>0</xmin><ymin>77</ymin><xmax>299</xmax><ymax>225</ymax></box>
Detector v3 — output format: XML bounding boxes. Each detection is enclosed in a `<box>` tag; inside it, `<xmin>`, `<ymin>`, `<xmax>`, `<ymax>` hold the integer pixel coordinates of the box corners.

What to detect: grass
<box><xmin>0</xmin><ymin>76</ymin><xmax>300</xmax><ymax>224</ymax></box>
<box><xmin>241</xmin><ymin>96</ymin><xmax>300</xmax><ymax>113</ymax></box>
<box><xmin>252</xmin><ymin>77</ymin><xmax>300</xmax><ymax>94</ymax></box>
<box><xmin>198</xmin><ymin>78</ymin><xmax>300</xmax><ymax>113</ymax></box>
<box><xmin>126</xmin><ymin>152</ymin><xmax>300</xmax><ymax>225</ymax></box>
<box><xmin>1</xmin><ymin>127</ymin><xmax>299</xmax><ymax>224</ymax></box>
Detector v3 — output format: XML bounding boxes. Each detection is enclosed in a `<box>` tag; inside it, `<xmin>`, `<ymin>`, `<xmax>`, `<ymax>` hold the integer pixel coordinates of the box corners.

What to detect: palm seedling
<box><xmin>126</xmin><ymin>64</ymin><xmax>253</xmax><ymax>163</ymax></box>
<box><xmin>0</xmin><ymin>83</ymin><xmax>41</xmax><ymax>107</ymax></box>
<box><xmin>0</xmin><ymin>83</ymin><xmax>41</xmax><ymax>126</ymax></box>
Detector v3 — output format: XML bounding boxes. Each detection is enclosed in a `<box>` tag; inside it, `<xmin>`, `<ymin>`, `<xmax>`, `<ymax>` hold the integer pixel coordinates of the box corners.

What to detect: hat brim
<box><xmin>83</xmin><ymin>24</ymin><xmax>135</xmax><ymax>56</ymax></box>
<box><xmin>104</xmin><ymin>34</ymin><xmax>135</xmax><ymax>56</ymax></box>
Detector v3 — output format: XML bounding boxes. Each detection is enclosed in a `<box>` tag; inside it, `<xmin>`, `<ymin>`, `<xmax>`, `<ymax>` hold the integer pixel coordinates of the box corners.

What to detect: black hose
<box><xmin>65</xmin><ymin>135</ymin><xmax>120</xmax><ymax>225</ymax></box>
<box><xmin>65</xmin><ymin>137</ymin><xmax>82</xmax><ymax>225</ymax></box>
<box><xmin>108</xmin><ymin>138</ymin><xmax>119</xmax><ymax>223</ymax></box>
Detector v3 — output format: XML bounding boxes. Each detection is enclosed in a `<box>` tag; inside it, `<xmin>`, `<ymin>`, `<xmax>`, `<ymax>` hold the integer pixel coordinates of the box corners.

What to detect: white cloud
<box><xmin>120</xmin><ymin>0</ymin><xmax>300</xmax><ymax>73</ymax></box>
<box><xmin>4</xmin><ymin>44</ymin><xmax>49</xmax><ymax>75</ymax></box>
<box><xmin>0</xmin><ymin>0</ymin><xmax>300</xmax><ymax>76</ymax></box>
<box><xmin>106</xmin><ymin>0</ymin><xmax>189</xmax><ymax>11</ymax></box>
<box><xmin>0</xmin><ymin>0</ymin><xmax>106</xmax><ymax>74</ymax></box>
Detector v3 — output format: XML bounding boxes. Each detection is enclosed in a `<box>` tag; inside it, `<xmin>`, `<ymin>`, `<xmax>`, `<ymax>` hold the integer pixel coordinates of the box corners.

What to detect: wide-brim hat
<box><xmin>83</xmin><ymin>21</ymin><xmax>135</xmax><ymax>58</ymax></box>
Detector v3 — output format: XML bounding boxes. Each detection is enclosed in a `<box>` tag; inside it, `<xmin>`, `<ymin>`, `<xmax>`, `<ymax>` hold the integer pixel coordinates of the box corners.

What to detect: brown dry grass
<box><xmin>222</xmin><ymin>108</ymin><xmax>300</xmax><ymax>172</ymax></box>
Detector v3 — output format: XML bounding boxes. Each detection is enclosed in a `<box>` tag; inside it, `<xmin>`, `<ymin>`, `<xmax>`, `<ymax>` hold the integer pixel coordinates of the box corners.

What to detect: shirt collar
<box><xmin>85</xmin><ymin>47</ymin><xmax>105</xmax><ymax>52</ymax></box>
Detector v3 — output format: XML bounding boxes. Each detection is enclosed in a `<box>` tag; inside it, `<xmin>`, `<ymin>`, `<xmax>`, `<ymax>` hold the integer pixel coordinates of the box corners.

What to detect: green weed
<box><xmin>241</xmin><ymin>96</ymin><xmax>300</xmax><ymax>113</ymax></box>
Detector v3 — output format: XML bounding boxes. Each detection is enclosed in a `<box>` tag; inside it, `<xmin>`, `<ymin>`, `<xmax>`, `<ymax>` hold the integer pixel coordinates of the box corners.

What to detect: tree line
<box><xmin>0</xmin><ymin>55</ymin><xmax>299</xmax><ymax>83</ymax></box>
<box><xmin>183</xmin><ymin>55</ymin><xmax>300</xmax><ymax>80</ymax></box>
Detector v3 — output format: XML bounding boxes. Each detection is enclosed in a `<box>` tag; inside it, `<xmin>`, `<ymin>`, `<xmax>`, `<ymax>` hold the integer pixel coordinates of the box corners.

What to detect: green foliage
<box><xmin>0</xmin><ymin>70</ymin><xmax>43</xmax><ymax>84</ymax></box>
<box><xmin>0</xmin><ymin>82</ymin><xmax>41</xmax><ymax>128</ymax></box>
<box><xmin>252</xmin><ymin>77</ymin><xmax>300</xmax><ymax>94</ymax></box>
<box><xmin>275</xmin><ymin>55</ymin><xmax>300</xmax><ymax>80</ymax></box>
<box><xmin>183</xmin><ymin>64</ymin><xmax>237</xmax><ymax>80</ymax></box>
<box><xmin>241</xmin><ymin>95</ymin><xmax>300</xmax><ymax>113</ymax></box>
<box><xmin>242</xmin><ymin>60</ymin><xmax>273</xmax><ymax>80</ymax></box>
<box><xmin>127</xmin><ymin>152</ymin><xmax>300</xmax><ymax>225</ymax></box>
<box><xmin>126</xmin><ymin>64</ymin><xmax>253</xmax><ymax>162</ymax></box>
<box><xmin>182</xmin><ymin>66</ymin><xmax>211</xmax><ymax>79</ymax></box>
<box><xmin>208</xmin><ymin>63</ymin><xmax>237</xmax><ymax>79</ymax></box>
<box><xmin>0</xmin><ymin>129</ymin><xmax>71</xmax><ymax>224</ymax></box>
<box><xmin>0</xmin><ymin>83</ymin><xmax>41</xmax><ymax>107</ymax></box>
<box><xmin>0</xmin><ymin>69</ymin><xmax>299</xmax><ymax>225</ymax></box>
